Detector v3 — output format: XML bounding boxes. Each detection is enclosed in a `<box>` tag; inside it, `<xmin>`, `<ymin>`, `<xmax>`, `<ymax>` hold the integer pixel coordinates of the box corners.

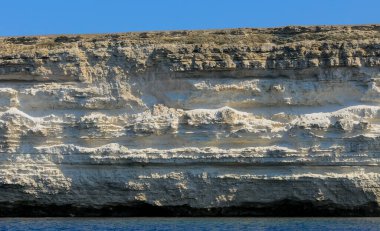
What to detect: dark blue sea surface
<box><xmin>1</xmin><ymin>218</ymin><xmax>380</xmax><ymax>231</ymax></box>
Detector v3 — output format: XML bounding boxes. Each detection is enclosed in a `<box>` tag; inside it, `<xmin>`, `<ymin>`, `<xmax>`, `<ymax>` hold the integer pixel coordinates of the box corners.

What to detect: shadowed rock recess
<box><xmin>0</xmin><ymin>25</ymin><xmax>380</xmax><ymax>216</ymax></box>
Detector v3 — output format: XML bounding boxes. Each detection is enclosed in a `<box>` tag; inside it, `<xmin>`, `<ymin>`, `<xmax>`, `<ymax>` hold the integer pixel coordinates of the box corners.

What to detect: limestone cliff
<box><xmin>0</xmin><ymin>25</ymin><xmax>380</xmax><ymax>216</ymax></box>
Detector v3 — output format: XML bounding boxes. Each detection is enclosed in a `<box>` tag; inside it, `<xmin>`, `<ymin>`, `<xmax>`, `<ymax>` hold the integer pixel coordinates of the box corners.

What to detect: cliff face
<box><xmin>0</xmin><ymin>25</ymin><xmax>380</xmax><ymax>216</ymax></box>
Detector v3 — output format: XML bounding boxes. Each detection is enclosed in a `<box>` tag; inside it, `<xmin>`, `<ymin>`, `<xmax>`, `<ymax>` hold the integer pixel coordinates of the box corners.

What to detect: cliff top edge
<box><xmin>0</xmin><ymin>24</ymin><xmax>379</xmax><ymax>47</ymax></box>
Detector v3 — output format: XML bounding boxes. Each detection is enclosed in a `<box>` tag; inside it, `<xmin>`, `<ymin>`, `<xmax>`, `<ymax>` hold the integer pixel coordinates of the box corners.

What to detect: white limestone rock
<box><xmin>0</xmin><ymin>25</ymin><xmax>379</xmax><ymax>216</ymax></box>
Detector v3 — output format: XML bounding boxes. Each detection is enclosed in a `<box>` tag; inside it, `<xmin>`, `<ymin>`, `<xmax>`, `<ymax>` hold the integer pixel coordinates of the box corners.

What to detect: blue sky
<box><xmin>1</xmin><ymin>0</ymin><xmax>379</xmax><ymax>36</ymax></box>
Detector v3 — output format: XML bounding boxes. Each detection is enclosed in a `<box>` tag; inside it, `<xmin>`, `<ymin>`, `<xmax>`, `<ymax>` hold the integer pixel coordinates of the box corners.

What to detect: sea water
<box><xmin>1</xmin><ymin>217</ymin><xmax>380</xmax><ymax>231</ymax></box>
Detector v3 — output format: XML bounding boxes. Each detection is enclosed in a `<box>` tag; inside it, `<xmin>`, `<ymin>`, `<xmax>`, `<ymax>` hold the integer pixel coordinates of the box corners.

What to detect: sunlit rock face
<box><xmin>0</xmin><ymin>25</ymin><xmax>380</xmax><ymax>216</ymax></box>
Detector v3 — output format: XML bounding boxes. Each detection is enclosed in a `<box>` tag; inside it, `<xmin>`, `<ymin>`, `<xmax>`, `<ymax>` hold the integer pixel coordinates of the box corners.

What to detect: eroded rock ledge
<box><xmin>0</xmin><ymin>25</ymin><xmax>380</xmax><ymax>216</ymax></box>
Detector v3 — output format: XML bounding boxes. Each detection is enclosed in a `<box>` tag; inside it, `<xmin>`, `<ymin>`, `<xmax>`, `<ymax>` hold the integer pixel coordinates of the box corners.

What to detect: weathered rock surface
<box><xmin>0</xmin><ymin>25</ymin><xmax>380</xmax><ymax>216</ymax></box>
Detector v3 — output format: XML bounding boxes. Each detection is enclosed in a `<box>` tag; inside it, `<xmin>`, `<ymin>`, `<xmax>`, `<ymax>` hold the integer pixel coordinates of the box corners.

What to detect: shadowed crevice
<box><xmin>1</xmin><ymin>200</ymin><xmax>379</xmax><ymax>217</ymax></box>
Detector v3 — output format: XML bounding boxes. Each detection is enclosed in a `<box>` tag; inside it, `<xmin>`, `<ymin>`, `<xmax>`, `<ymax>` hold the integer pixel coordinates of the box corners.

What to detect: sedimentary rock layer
<box><xmin>0</xmin><ymin>25</ymin><xmax>380</xmax><ymax>216</ymax></box>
